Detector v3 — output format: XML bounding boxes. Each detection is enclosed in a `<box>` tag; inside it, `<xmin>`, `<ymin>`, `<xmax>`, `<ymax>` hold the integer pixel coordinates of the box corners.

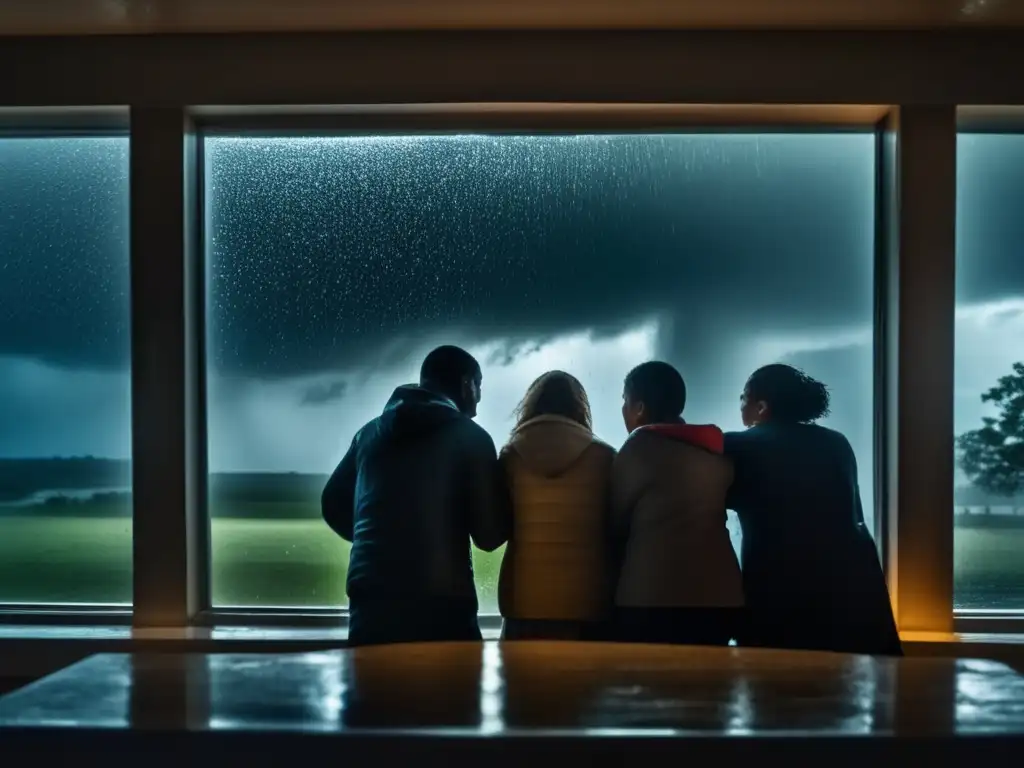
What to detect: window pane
<box><xmin>206</xmin><ymin>133</ymin><xmax>875</xmax><ymax>610</ymax></box>
<box><xmin>0</xmin><ymin>137</ymin><xmax>131</xmax><ymax>604</ymax></box>
<box><xmin>955</xmin><ymin>134</ymin><xmax>1024</xmax><ymax>611</ymax></box>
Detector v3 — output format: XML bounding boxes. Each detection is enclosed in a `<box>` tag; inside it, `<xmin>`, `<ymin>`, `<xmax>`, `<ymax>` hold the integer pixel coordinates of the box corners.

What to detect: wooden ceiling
<box><xmin>1</xmin><ymin>0</ymin><xmax>1022</xmax><ymax>36</ymax></box>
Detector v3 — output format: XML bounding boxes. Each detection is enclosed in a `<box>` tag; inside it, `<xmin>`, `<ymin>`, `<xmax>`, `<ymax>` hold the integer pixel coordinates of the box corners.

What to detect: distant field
<box><xmin>209</xmin><ymin>512</ymin><xmax>504</xmax><ymax>608</ymax></box>
<box><xmin>0</xmin><ymin>501</ymin><xmax>504</xmax><ymax>609</ymax></box>
<box><xmin>0</xmin><ymin>502</ymin><xmax>1020</xmax><ymax>610</ymax></box>
<box><xmin>953</xmin><ymin>526</ymin><xmax>1024</xmax><ymax>610</ymax></box>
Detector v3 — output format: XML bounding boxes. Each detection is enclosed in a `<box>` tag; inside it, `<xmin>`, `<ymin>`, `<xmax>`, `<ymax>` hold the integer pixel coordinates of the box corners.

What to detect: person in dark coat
<box><xmin>724</xmin><ymin>364</ymin><xmax>902</xmax><ymax>656</ymax></box>
<box><xmin>321</xmin><ymin>345</ymin><xmax>510</xmax><ymax>646</ymax></box>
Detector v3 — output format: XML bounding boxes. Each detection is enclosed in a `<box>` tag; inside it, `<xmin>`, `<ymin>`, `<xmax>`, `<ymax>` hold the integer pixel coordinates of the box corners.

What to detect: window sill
<box><xmin>0</xmin><ymin>625</ymin><xmax>1020</xmax><ymax>650</ymax></box>
<box><xmin>0</xmin><ymin>624</ymin><xmax>508</xmax><ymax>646</ymax></box>
<box><xmin>899</xmin><ymin>631</ymin><xmax>1024</xmax><ymax>672</ymax></box>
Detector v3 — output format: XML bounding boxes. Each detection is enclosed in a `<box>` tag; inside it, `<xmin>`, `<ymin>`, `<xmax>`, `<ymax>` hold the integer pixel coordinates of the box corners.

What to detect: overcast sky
<box><xmin>2</xmin><ymin>133</ymin><xmax>1024</xmax><ymax>529</ymax></box>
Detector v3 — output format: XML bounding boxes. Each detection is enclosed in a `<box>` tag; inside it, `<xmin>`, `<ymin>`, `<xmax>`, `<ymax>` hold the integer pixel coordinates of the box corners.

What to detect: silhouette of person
<box><xmin>497</xmin><ymin>371</ymin><xmax>615</xmax><ymax>640</ymax></box>
<box><xmin>322</xmin><ymin>345</ymin><xmax>510</xmax><ymax>646</ymax></box>
<box><xmin>724</xmin><ymin>363</ymin><xmax>902</xmax><ymax>656</ymax></box>
<box><xmin>610</xmin><ymin>361</ymin><xmax>745</xmax><ymax>645</ymax></box>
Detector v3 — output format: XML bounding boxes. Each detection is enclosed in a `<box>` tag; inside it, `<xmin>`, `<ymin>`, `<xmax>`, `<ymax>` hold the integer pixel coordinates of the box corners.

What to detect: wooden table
<box><xmin>1</xmin><ymin>641</ymin><xmax>1023</xmax><ymax>764</ymax></box>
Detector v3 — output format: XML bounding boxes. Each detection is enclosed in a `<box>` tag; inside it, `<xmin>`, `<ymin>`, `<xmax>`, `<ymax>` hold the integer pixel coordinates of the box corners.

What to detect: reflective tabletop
<box><xmin>2</xmin><ymin>641</ymin><xmax>1024</xmax><ymax>737</ymax></box>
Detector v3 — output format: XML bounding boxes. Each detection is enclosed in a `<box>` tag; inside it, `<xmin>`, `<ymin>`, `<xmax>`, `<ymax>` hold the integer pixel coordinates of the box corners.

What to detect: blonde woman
<box><xmin>498</xmin><ymin>371</ymin><xmax>616</xmax><ymax>640</ymax></box>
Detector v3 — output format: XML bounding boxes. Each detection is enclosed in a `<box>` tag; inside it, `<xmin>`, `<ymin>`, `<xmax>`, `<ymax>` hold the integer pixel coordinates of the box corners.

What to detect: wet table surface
<box><xmin>3</xmin><ymin>641</ymin><xmax>1024</xmax><ymax>765</ymax></box>
<box><xmin>1</xmin><ymin>641</ymin><xmax>1023</xmax><ymax>737</ymax></box>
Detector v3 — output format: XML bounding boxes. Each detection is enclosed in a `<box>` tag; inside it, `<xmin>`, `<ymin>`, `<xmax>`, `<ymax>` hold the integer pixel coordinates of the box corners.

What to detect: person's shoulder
<box><xmin>618</xmin><ymin>427</ymin><xmax>651</xmax><ymax>452</ymax></box>
<box><xmin>588</xmin><ymin>434</ymin><xmax>617</xmax><ymax>457</ymax></box>
<box><xmin>813</xmin><ymin>423</ymin><xmax>851</xmax><ymax>442</ymax></box>
<box><xmin>722</xmin><ymin>428</ymin><xmax>747</xmax><ymax>443</ymax></box>
<box><xmin>615</xmin><ymin>429</ymin><xmax>673</xmax><ymax>472</ymax></box>
<box><xmin>610</xmin><ymin>435</ymin><xmax>644</xmax><ymax>487</ymax></box>
<box><xmin>583</xmin><ymin>437</ymin><xmax>617</xmax><ymax>468</ymax></box>
<box><xmin>454</xmin><ymin>416</ymin><xmax>498</xmax><ymax>452</ymax></box>
<box><xmin>722</xmin><ymin>427</ymin><xmax>754</xmax><ymax>453</ymax></box>
<box><xmin>758</xmin><ymin>424</ymin><xmax>857</xmax><ymax>467</ymax></box>
<box><xmin>614</xmin><ymin>431</ymin><xmax>646</xmax><ymax>464</ymax></box>
<box><xmin>806</xmin><ymin>424</ymin><xmax>856</xmax><ymax>458</ymax></box>
<box><xmin>350</xmin><ymin>416</ymin><xmax>381</xmax><ymax>449</ymax></box>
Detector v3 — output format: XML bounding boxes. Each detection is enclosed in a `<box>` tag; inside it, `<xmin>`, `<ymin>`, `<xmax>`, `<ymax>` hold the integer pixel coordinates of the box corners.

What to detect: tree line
<box><xmin>958</xmin><ymin>361</ymin><xmax>1024</xmax><ymax>499</ymax></box>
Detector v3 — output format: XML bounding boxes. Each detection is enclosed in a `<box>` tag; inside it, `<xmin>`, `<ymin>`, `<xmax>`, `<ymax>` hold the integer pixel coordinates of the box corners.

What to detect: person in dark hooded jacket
<box><xmin>610</xmin><ymin>361</ymin><xmax>745</xmax><ymax>645</ymax></box>
<box><xmin>321</xmin><ymin>345</ymin><xmax>510</xmax><ymax>646</ymax></box>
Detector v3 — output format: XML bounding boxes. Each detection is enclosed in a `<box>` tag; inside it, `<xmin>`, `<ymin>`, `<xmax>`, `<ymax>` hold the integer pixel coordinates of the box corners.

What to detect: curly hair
<box><xmin>746</xmin><ymin>363</ymin><xmax>831</xmax><ymax>424</ymax></box>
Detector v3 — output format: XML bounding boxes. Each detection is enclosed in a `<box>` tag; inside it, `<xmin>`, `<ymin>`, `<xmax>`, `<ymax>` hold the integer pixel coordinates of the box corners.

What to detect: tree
<box><xmin>958</xmin><ymin>362</ymin><xmax>1024</xmax><ymax>496</ymax></box>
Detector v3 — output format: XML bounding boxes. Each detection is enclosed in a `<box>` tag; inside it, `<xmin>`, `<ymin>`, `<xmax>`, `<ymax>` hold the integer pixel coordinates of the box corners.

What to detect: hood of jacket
<box><xmin>505</xmin><ymin>414</ymin><xmax>603</xmax><ymax>478</ymax></box>
<box><xmin>373</xmin><ymin>384</ymin><xmax>465</xmax><ymax>440</ymax></box>
<box><xmin>630</xmin><ymin>422</ymin><xmax>724</xmax><ymax>454</ymax></box>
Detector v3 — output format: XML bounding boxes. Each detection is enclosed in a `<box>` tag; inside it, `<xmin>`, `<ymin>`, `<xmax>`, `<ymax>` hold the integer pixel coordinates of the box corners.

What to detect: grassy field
<box><xmin>0</xmin><ymin>506</ymin><xmax>1020</xmax><ymax>610</ymax></box>
<box><xmin>953</xmin><ymin>525</ymin><xmax>1024</xmax><ymax>610</ymax></box>
<box><xmin>0</xmin><ymin>507</ymin><xmax>504</xmax><ymax>610</ymax></box>
<box><xmin>210</xmin><ymin>514</ymin><xmax>504</xmax><ymax>609</ymax></box>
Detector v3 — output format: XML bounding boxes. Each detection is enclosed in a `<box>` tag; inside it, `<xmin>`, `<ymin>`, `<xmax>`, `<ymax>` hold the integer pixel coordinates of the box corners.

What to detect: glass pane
<box><xmin>0</xmin><ymin>137</ymin><xmax>131</xmax><ymax>604</ymax></box>
<box><xmin>955</xmin><ymin>134</ymin><xmax>1024</xmax><ymax>611</ymax></box>
<box><xmin>206</xmin><ymin>133</ymin><xmax>875</xmax><ymax>610</ymax></box>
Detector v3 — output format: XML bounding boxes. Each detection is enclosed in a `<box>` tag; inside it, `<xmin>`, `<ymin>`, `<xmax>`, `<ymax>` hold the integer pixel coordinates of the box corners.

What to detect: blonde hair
<box><xmin>513</xmin><ymin>370</ymin><xmax>592</xmax><ymax>432</ymax></box>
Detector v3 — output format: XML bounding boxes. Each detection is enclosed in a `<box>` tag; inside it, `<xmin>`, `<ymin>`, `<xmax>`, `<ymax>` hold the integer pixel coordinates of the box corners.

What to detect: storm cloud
<box><xmin>0</xmin><ymin>138</ymin><xmax>129</xmax><ymax>370</ymax></box>
<box><xmin>203</xmin><ymin>134</ymin><xmax>877</xmax><ymax>383</ymax></box>
<box><xmin>4</xmin><ymin>133</ymin><xmax>1022</xmax><ymax>379</ymax></box>
<box><xmin>2</xmin><ymin>131</ymin><xmax>1023</xmax><ymax>504</ymax></box>
<box><xmin>299</xmin><ymin>379</ymin><xmax>348</xmax><ymax>406</ymax></box>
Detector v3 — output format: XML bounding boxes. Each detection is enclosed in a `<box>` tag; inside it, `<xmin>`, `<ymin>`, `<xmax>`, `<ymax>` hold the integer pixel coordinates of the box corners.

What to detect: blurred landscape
<box><xmin>0</xmin><ymin>457</ymin><xmax>501</xmax><ymax>609</ymax></box>
<box><xmin>0</xmin><ymin>457</ymin><xmax>1020</xmax><ymax>610</ymax></box>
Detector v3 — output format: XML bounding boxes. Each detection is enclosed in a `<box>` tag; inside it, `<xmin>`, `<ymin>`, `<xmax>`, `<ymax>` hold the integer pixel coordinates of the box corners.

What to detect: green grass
<box><xmin>954</xmin><ymin>526</ymin><xmax>1024</xmax><ymax>610</ymax></box>
<box><xmin>210</xmin><ymin>516</ymin><xmax>504</xmax><ymax>609</ymax></box>
<box><xmin>0</xmin><ymin>504</ymin><xmax>1019</xmax><ymax>611</ymax></box>
<box><xmin>0</xmin><ymin>504</ymin><xmax>504</xmax><ymax>610</ymax></box>
<box><xmin>0</xmin><ymin>513</ymin><xmax>132</xmax><ymax>604</ymax></box>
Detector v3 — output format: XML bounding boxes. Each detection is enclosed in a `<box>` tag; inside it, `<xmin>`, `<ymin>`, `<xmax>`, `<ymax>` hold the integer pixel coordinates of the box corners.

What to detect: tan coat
<box><xmin>611</xmin><ymin>425</ymin><xmax>744</xmax><ymax>608</ymax></box>
<box><xmin>497</xmin><ymin>415</ymin><xmax>616</xmax><ymax>621</ymax></box>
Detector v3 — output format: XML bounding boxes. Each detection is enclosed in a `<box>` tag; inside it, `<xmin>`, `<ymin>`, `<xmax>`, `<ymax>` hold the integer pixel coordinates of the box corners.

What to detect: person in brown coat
<box><xmin>497</xmin><ymin>371</ymin><xmax>616</xmax><ymax>640</ymax></box>
<box><xmin>610</xmin><ymin>361</ymin><xmax>745</xmax><ymax>645</ymax></box>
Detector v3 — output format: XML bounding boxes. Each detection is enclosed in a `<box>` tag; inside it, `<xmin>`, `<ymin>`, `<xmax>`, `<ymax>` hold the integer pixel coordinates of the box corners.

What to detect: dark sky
<box><xmin>0</xmin><ymin>138</ymin><xmax>129</xmax><ymax>369</ymax></box>
<box><xmin>4</xmin><ymin>133</ymin><xmax>1023</xmax><ymax>379</ymax></box>
<box><xmin>200</xmin><ymin>133</ymin><xmax>882</xmax><ymax>436</ymax></box>
<box><xmin>205</xmin><ymin>134</ymin><xmax>876</xmax><ymax>382</ymax></box>
<box><xmin>3</xmin><ymin>132</ymin><xmax>1021</xmax><ymax>373</ymax></box>
<box><xmin>1</xmin><ymin>133</ymin><xmax>1023</xmax><ymax>504</ymax></box>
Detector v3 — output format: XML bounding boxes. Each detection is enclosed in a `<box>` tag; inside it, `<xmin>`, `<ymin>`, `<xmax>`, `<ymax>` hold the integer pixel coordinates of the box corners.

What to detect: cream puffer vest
<box><xmin>497</xmin><ymin>415</ymin><xmax>616</xmax><ymax>621</ymax></box>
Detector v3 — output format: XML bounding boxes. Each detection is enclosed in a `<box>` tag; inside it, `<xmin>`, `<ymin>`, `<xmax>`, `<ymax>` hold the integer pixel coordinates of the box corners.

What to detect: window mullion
<box><xmin>130</xmin><ymin>106</ymin><xmax>209</xmax><ymax>627</ymax></box>
<box><xmin>880</xmin><ymin>105</ymin><xmax>957</xmax><ymax>633</ymax></box>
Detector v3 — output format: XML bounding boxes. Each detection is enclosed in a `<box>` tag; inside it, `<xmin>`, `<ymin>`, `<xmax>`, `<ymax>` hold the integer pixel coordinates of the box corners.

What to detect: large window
<box><xmin>0</xmin><ymin>136</ymin><xmax>131</xmax><ymax>604</ymax></box>
<box><xmin>954</xmin><ymin>133</ymin><xmax>1024</xmax><ymax>612</ymax></box>
<box><xmin>205</xmin><ymin>133</ymin><xmax>876</xmax><ymax>611</ymax></box>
